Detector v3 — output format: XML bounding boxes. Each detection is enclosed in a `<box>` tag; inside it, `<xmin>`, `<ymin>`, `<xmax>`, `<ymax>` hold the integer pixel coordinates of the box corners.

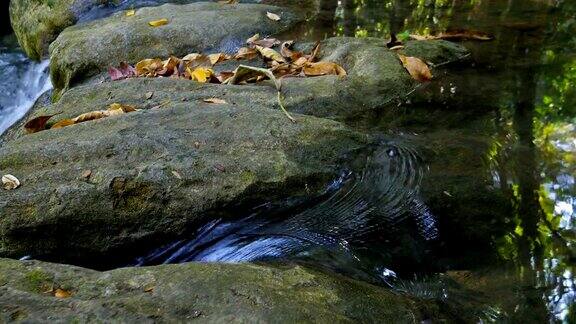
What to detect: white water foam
<box><xmin>0</xmin><ymin>57</ymin><xmax>51</xmax><ymax>135</ymax></box>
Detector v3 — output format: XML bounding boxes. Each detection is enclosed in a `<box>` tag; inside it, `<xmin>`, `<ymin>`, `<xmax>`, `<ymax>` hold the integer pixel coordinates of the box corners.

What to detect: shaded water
<box><xmin>1</xmin><ymin>0</ymin><xmax>575</xmax><ymax>322</ymax></box>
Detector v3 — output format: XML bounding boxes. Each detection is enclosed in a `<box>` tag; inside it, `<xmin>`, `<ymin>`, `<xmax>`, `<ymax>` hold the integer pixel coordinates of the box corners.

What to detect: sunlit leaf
<box><xmin>135</xmin><ymin>58</ymin><xmax>163</xmax><ymax>77</ymax></box>
<box><xmin>54</xmin><ymin>289</ymin><xmax>72</xmax><ymax>299</ymax></box>
<box><xmin>126</xmin><ymin>9</ymin><xmax>135</xmax><ymax>17</ymax></box>
<box><xmin>203</xmin><ymin>98</ymin><xmax>227</xmax><ymax>104</ymax></box>
<box><xmin>148</xmin><ymin>18</ymin><xmax>169</xmax><ymax>27</ymax></box>
<box><xmin>51</xmin><ymin>119</ymin><xmax>75</xmax><ymax>129</ymax></box>
<box><xmin>255</xmin><ymin>45</ymin><xmax>285</xmax><ymax>63</ymax></box>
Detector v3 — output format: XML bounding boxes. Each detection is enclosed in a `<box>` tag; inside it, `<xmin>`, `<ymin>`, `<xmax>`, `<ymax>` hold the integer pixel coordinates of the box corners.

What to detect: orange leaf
<box><xmin>397</xmin><ymin>54</ymin><xmax>433</xmax><ymax>82</ymax></box>
<box><xmin>24</xmin><ymin>114</ymin><xmax>59</xmax><ymax>133</ymax></box>
<box><xmin>303</xmin><ymin>62</ymin><xmax>347</xmax><ymax>77</ymax></box>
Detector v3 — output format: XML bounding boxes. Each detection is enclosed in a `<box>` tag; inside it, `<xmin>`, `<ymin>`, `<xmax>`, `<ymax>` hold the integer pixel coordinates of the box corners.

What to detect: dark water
<box><xmin>2</xmin><ymin>0</ymin><xmax>576</xmax><ymax>322</ymax></box>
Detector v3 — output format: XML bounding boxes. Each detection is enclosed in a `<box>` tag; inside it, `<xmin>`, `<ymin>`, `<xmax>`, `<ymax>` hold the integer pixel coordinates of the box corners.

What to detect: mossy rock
<box><xmin>0</xmin><ymin>77</ymin><xmax>368</xmax><ymax>260</ymax></box>
<box><xmin>0</xmin><ymin>258</ymin><xmax>455</xmax><ymax>322</ymax></box>
<box><xmin>9</xmin><ymin>0</ymin><xmax>318</xmax><ymax>61</ymax></box>
<box><xmin>48</xmin><ymin>2</ymin><xmax>305</xmax><ymax>99</ymax></box>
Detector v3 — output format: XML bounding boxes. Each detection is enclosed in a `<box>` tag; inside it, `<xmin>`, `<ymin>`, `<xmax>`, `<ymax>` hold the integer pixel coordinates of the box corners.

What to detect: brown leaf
<box><xmin>216</xmin><ymin>71</ymin><xmax>235</xmax><ymax>83</ymax></box>
<box><xmin>2</xmin><ymin>174</ymin><xmax>20</xmax><ymax>190</ymax></box>
<box><xmin>252</xmin><ymin>38</ymin><xmax>281</xmax><ymax>48</ymax></box>
<box><xmin>225</xmin><ymin>65</ymin><xmax>280</xmax><ymax>90</ymax></box>
<box><xmin>109</xmin><ymin>103</ymin><xmax>137</xmax><ymax>113</ymax></box>
<box><xmin>145</xmin><ymin>91</ymin><xmax>154</xmax><ymax>100</ymax></box>
<box><xmin>246</xmin><ymin>33</ymin><xmax>260</xmax><ymax>44</ymax></box>
<box><xmin>81</xmin><ymin>170</ymin><xmax>92</xmax><ymax>179</ymax></box>
<box><xmin>410</xmin><ymin>29</ymin><xmax>493</xmax><ymax>41</ymax></box>
<box><xmin>203</xmin><ymin>98</ymin><xmax>227</xmax><ymax>104</ymax></box>
<box><xmin>157</xmin><ymin>56</ymin><xmax>180</xmax><ymax>76</ymax></box>
<box><xmin>397</xmin><ymin>54</ymin><xmax>433</xmax><ymax>82</ymax></box>
<box><xmin>208</xmin><ymin>53</ymin><xmax>230</xmax><ymax>65</ymax></box>
<box><xmin>73</xmin><ymin>111</ymin><xmax>110</xmax><ymax>123</ymax></box>
<box><xmin>24</xmin><ymin>114</ymin><xmax>59</xmax><ymax>133</ymax></box>
<box><xmin>303</xmin><ymin>62</ymin><xmax>347</xmax><ymax>77</ymax></box>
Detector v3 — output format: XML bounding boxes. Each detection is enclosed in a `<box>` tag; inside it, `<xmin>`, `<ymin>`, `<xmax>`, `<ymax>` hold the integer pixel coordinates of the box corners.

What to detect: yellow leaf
<box><xmin>208</xmin><ymin>53</ymin><xmax>229</xmax><ymax>65</ymax></box>
<box><xmin>397</xmin><ymin>54</ymin><xmax>433</xmax><ymax>82</ymax></box>
<box><xmin>246</xmin><ymin>33</ymin><xmax>260</xmax><ymax>44</ymax></box>
<box><xmin>149</xmin><ymin>18</ymin><xmax>168</xmax><ymax>27</ymax></box>
<box><xmin>73</xmin><ymin>111</ymin><xmax>110</xmax><ymax>123</ymax></box>
<box><xmin>266</xmin><ymin>12</ymin><xmax>281</xmax><ymax>21</ymax></box>
<box><xmin>2</xmin><ymin>174</ymin><xmax>20</xmax><ymax>190</ymax></box>
<box><xmin>54</xmin><ymin>289</ymin><xmax>72</xmax><ymax>299</ymax></box>
<box><xmin>126</xmin><ymin>9</ymin><xmax>135</xmax><ymax>17</ymax></box>
<box><xmin>190</xmin><ymin>67</ymin><xmax>214</xmax><ymax>83</ymax></box>
<box><xmin>109</xmin><ymin>103</ymin><xmax>137</xmax><ymax>113</ymax></box>
<box><xmin>51</xmin><ymin>118</ymin><xmax>75</xmax><ymax>129</ymax></box>
<box><xmin>255</xmin><ymin>46</ymin><xmax>285</xmax><ymax>63</ymax></box>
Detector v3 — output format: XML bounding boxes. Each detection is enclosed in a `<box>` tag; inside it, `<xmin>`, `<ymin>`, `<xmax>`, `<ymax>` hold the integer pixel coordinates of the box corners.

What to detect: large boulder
<box><xmin>10</xmin><ymin>0</ymin><xmax>318</xmax><ymax>61</ymax></box>
<box><xmin>0</xmin><ymin>77</ymin><xmax>367</xmax><ymax>261</ymax></box>
<box><xmin>48</xmin><ymin>2</ymin><xmax>305</xmax><ymax>99</ymax></box>
<box><xmin>49</xmin><ymin>33</ymin><xmax>469</xmax><ymax>118</ymax></box>
<box><xmin>0</xmin><ymin>258</ymin><xmax>452</xmax><ymax>322</ymax></box>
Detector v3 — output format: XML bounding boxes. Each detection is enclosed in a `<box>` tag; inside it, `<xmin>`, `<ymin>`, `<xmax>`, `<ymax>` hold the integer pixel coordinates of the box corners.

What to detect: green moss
<box><xmin>23</xmin><ymin>269</ymin><xmax>53</xmax><ymax>292</ymax></box>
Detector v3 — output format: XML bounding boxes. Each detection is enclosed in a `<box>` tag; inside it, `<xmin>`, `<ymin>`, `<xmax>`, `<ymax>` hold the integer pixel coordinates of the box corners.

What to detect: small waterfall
<box><xmin>0</xmin><ymin>48</ymin><xmax>52</xmax><ymax>135</ymax></box>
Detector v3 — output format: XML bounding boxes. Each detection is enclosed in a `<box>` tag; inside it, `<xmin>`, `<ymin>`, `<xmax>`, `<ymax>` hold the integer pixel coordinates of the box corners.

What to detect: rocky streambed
<box><xmin>1</xmin><ymin>0</ymin><xmax>479</xmax><ymax>322</ymax></box>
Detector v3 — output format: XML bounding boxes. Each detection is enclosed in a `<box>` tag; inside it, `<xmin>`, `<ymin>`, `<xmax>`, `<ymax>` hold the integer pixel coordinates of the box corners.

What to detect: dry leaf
<box><xmin>54</xmin><ymin>289</ymin><xmax>72</xmax><ymax>299</ymax></box>
<box><xmin>158</xmin><ymin>56</ymin><xmax>180</xmax><ymax>76</ymax></box>
<box><xmin>73</xmin><ymin>111</ymin><xmax>110</xmax><ymax>123</ymax></box>
<box><xmin>235</xmin><ymin>47</ymin><xmax>259</xmax><ymax>60</ymax></box>
<box><xmin>81</xmin><ymin>170</ymin><xmax>92</xmax><ymax>179</ymax></box>
<box><xmin>109</xmin><ymin>103</ymin><xmax>137</xmax><ymax>113</ymax></box>
<box><xmin>203</xmin><ymin>98</ymin><xmax>227</xmax><ymax>104</ymax></box>
<box><xmin>149</xmin><ymin>18</ymin><xmax>168</xmax><ymax>27</ymax></box>
<box><xmin>266</xmin><ymin>12</ymin><xmax>281</xmax><ymax>21</ymax></box>
<box><xmin>246</xmin><ymin>33</ymin><xmax>260</xmax><ymax>44</ymax></box>
<box><xmin>252</xmin><ymin>38</ymin><xmax>281</xmax><ymax>48</ymax></box>
<box><xmin>135</xmin><ymin>58</ymin><xmax>163</xmax><ymax>77</ymax></box>
<box><xmin>24</xmin><ymin>114</ymin><xmax>59</xmax><ymax>133</ymax></box>
<box><xmin>126</xmin><ymin>9</ymin><xmax>135</xmax><ymax>17</ymax></box>
<box><xmin>208</xmin><ymin>53</ymin><xmax>229</xmax><ymax>65</ymax></box>
<box><xmin>216</xmin><ymin>71</ymin><xmax>235</xmax><ymax>83</ymax></box>
<box><xmin>225</xmin><ymin>65</ymin><xmax>280</xmax><ymax>89</ymax></box>
<box><xmin>397</xmin><ymin>54</ymin><xmax>432</xmax><ymax>82</ymax></box>
<box><xmin>171</xmin><ymin>171</ymin><xmax>182</xmax><ymax>179</ymax></box>
<box><xmin>51</xmin><ymin>119</ymin><xmax>75</xmax><ymax>129</ymax></box>
<box><xmin>410</xmin><ymin>30</ymin><xmax>493</xmax><ymax>41</ymax></box>
<box><xmin>2</xmin><ymin>174</ymin><xmax>20</xmax><ymax>190</ymax></box>
<box><xmin>188</xmin><ymin>67</ymin><xmax>214</xmax><ymax>83</ymax></box>
<box><xmin>255</xmin><ymin>46</ymin><xmax>285</xmax><ymax>63</ymax></box>
<box><xmin>145</xmin><ymin>92</ymin><xmax>154</xmax><ymax>100</ymax></box>
<box><xmin>303</xmin><ymin>62</ymin><xmax>347</xmax><ymax>77</ymax></box>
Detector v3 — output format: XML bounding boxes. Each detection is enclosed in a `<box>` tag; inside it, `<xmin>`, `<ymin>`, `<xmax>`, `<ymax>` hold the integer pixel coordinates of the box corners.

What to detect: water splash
<box><xmin>0</xmin><ymin>47</ymin><xmax>51</xmax><ymax>135</ymax></box>
<box><xmin>134</xmin><ymin>142</ymin><xmax>439</xmax><ymax>281</ymax></box>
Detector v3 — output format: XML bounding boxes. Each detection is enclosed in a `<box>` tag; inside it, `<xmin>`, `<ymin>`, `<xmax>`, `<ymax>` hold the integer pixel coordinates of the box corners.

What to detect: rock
<box><xmin>10</xmin><ymin>0</ymin><xmax>318</xmax><ymax>61</ymax></box>
<box><xmin>48</xmin><ymin>2</ymin><xmax>305</xmax><ymax>99</ymax></box>
<box><xmin>281</xmin><ymin>37</ymin><xmax>469</xmax><ymax>119</ymax></box>
<box><xmin>0</xmin><ymin>77</ymin><xmax>367</xmax><ymax>261</ymax></box>
<box><xmin>48</xmin><ymin>35</ymin><xmax>469</xmax><ymax>119</ymax></box>
<box><xmin>0</xmin><ymin>258</ymin><xmax>451</xmax><ymax>322</ymax></box>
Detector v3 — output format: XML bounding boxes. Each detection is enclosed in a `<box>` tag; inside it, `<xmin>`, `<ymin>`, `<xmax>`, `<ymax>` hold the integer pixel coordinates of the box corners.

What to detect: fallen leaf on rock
<box><xmin>225</xmin><ymin>65</ymin><xmax>280</xmax><ymax>89</ymax></box>
<box><xmin>303</xmin><ymin>62</ymin><xmax>347</xmax><ymax>76</ymax></box>
<box><xmin>171</xmin><ymin>171</ymin><xmax>182</xmax><ymax>179</ymax></box>
<box><xmin>255</xmin><ymin>46</ymin><xmax>285</xmax><ymax>63</ymax></box>
<box><xmin>54</xmin><ymin>289</ymin><xmax>72</xmax><ymax>299</ymax></box>
<box><xmin>109</xmin><ymin>103</ymin><xmax>137</xmax><ymax>113</ymax></box>
<box><xmin>266</xmin><ymin>12</ymin><xmax>281</xmax><ymax>21</ymax></box>
<box><xmin>203</xmin><ymin>98</ymin><xmax>227</xmax><ymax>104</ymax></box>
<box><xmin>216</xmin><ymin>71</ymin><xmax>235</xmax><ymax>83</ymax></box>
<box><xmin>188</xmin><ymin>67</ymin><xmax>214</xmax><ymax>83</ymax></box>
<box><xmin>73</xmin><ymin>111</ymin><xmax>110</xmax><ymax>123</ymax></box>
<box><xmin>398</xmin><ymin>54</ymin><xmax>432</xmax><ymax>82</ymax></box>
<box><xmin>108</xmin><ymin>66</ymin><xmax>124</xmax><ymax>81</ymax></box>
<box><xmin>145</xmin><ymin>91</ymin><xmax>154</xmax><ymax>100</ymax></box>
<box><xmin>234</xmin><ymin>47</ymin><xmax>259</xmax><ymax>60</ymax></box>
<box><xmin>24</xmin><ymin>114</ymin><xmax>59</xmax><ymax>133</ymax></box>
<box><xmin>158</xmin><ymin>56</ymin><xmax>180</xmax><ymax>76</ymax></box>
<box><xmin>246</xmin><ymin>33</ymin><xmax>260</xmax><ymax>44</ymax></box>
<box><xmin>2</xmin><ymin>174</ymin><xmax>20</xmax><ymax>190</ymax></box>
<box><xmin>208</xmin><ymin>53</ymin><xmax>230</xmax><ymax>65</ymax></box>
<box><xmin>126</xmin><ymin>9</ymin><xmax>135</xmax><ymax>17</ymax></box>
<box><xmin>149</xmin><ymin>18</ymin><xmax>168</xmax><ymax>27</ymax></box>
<box><xmin>252</xmin><ymin>37</ymin><xmax>281</xmax><ymax>48</ymax></box>
<box><xmin>135</xmin><ymin>58</ymin><xmax>163</xmax><ymax>77</ymax></box>
<box><xmin>51</xmin><ymin>119</ymin><xmax>75</xmax><ymax>129</ymax></box>
<box><xmin>81</xmin><ymin>170</ymin><xmax>92</xmax><ymax>179</ymax></box>
<box><xmin>214</xmin><ymin>164</ymin><xmax>226</xmax><ymax>172</ymax></box>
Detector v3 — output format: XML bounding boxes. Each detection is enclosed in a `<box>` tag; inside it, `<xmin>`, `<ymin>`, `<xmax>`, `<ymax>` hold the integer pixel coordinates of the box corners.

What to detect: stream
<box><xmin>1</xmin><ymin>0</ymin><xmax>576</xmax><ymax>322</ymax></box>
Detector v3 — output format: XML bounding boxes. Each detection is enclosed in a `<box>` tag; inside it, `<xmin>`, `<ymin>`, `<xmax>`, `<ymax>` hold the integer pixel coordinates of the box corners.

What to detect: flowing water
<box><xmin>0</xmin><ymin>36</ymin><xmax>51</xmax><ymax>135</ymax></box>
<box><xmin>2</xmin><ymin>0</ymin><xmax>576</xmax><ymax>322</ymax></box>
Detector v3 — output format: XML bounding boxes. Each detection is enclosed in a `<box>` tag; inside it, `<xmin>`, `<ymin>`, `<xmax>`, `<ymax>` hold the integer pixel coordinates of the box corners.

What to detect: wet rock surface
<box><xmin>0</xmin><ymin>78</ymin><xmax>367</xmax><ymax>260</ymax></box>
<box><xmin>0</xmin><ymin>258</ymin><xmax>450</xmax><ymax>322</ymax></box>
